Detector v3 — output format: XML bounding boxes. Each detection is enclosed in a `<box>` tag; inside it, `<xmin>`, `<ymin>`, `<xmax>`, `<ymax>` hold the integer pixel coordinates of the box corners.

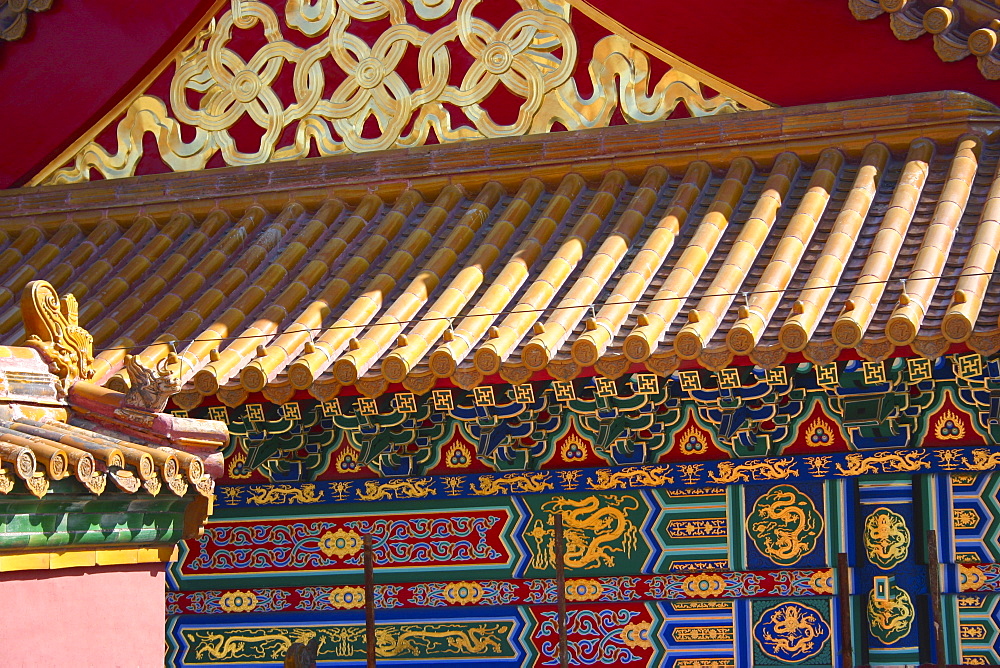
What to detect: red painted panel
<box><xmin>0</xmin><ymin>563</ymin><xmax>165</xmax><ymax>667</ymax></box>
<box><xmin>0</xmin><ymin>0</ymin><xmax>215</xmax><ymax>189</ymax></box>
<box><xmin>590</xmin><ymin>0</ymin><xmax>1000</xmax><ymax>108</ymax></box>
<box><xmin>179</xmin><ymin>509</ymin><xmax>512</xmax><ymax>578</ymax></box>
<box><xmin>2</xmin><ymin>0</ymin><xmax>997</xmax><ymax>188</ymax></box>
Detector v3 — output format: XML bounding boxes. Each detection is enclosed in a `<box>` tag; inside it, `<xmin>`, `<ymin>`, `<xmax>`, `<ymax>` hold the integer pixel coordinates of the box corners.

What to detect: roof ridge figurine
<box><xmin>22</xmin><ymin>279</ymin><xmax>94</xmax><ymax>393</ymax></box>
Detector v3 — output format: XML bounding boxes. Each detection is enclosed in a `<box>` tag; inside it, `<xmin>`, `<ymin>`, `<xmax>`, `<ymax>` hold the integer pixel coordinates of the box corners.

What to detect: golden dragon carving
<box><xmin>708</xmin><ymin>458</ymin><xmax>798</xmax><ymax>484</ymax></box>
<box><xmin>356</xmin><ymin>478</ymin><xmax>435</xmax><ymax>500</ymax></box>
<box><xmin>589</xmin><ymin>465</ymin><xmax>673</xmax><ymax>490</ymax></box>
<box><xmin>470</xmin><ymin>472</ymin><xmax>553</xmax><ymax>495</ymax></box>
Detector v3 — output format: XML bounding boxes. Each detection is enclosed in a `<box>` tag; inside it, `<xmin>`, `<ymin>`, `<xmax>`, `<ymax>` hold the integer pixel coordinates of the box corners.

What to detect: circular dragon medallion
<box><xmin>867</xmin><ymin>585</ymin><xmax>915</xmax><ymax>644</ymax></box>
<box><xmin>864</xmin><ymin>507</ymin><xmax>910</xmax><ymax>570</ymax></box>
<box><xmin>747</xmin><ymin>485</ymin><xmax>824</xmax><ymax>566</ymax></box>
<box><xmin>753</xmin><ymin>601</ymin><xmax>831</xmax><ymax>662</ymax></box>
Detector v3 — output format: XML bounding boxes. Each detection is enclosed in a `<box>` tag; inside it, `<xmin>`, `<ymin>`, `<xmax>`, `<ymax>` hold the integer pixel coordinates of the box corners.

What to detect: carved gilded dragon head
<box><xmin>22</xmin><ymin>280</ymin><xmax>94</xmax><ymax>392</ymax></box>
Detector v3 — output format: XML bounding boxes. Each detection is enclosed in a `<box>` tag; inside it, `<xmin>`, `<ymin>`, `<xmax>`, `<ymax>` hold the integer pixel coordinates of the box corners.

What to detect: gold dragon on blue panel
<box><xmin>863</xmin><ymin>507</ymin><xmax>910</xmax><ymax>569</ymax></box>
<box><xmin>753</xmin><ymin>601</ymin><xmax>831</xmax><ymax>662</ymax></box>
<box><xmin>746</xmin><ymin>485</ymin><xmax>824</xmax><ymax>566</ymax></box>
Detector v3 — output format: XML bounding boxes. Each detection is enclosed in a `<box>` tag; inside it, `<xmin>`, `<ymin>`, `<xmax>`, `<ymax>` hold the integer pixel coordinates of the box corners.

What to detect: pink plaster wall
<box><xmin>0</xmin><ymin>562</ymin><xmax>165</xmax><ymax>667</ymax></box>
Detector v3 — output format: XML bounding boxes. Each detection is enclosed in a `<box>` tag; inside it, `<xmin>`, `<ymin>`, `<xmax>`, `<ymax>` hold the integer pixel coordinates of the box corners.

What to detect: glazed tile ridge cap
<box><xmin>573</xmin><ymin>162</ymin><xmax>712</xmax><ymax>368</ymax></box>
<box><xmin>516</xmin><ymin>167</ymin><xmax>632</xmax><ymax>372</ymax></box>
<box><xmin>107</xmin><ymin>205</ymin><xmax>299</xmax><ymax>391</ymax></box>
<box><xmin>673</xmin><ymin>153</ymin><xmax>801</xmax><ymax>361</ymax></box>
<box><xmin>238</xmin><ymin>195</ymin><xmax>386</xmax><ymax>392</ymax></box>
<box><xmin>622</xmin><ymin>158</ymin><xmax>755</xmax><ymax>363</ymax></box>
<box><xmin>329</xmin><ymin>188</ymin><xmax>476</xmax><ymax>386</ymax></box>
<box><xmin>87</xmin><ymin>210</ymin><xmax>234</xmax><ymax>381</ymax></box>
<box><xmin>778</xmin><ymin>143</ymin><xmax>891</xmax><ymax>352</ymax></box>
<box><xmin>429</xmin><ymin>176</ymin><xmax>566</xmax><ymax>377</ymax></box>
<box><xmin>73</xmin><ymin>212</ymin><xmax>195</xmax><ymax>332</ymax></box>
<box><xmin>192</xmin><ymin>199</ymin><xmax>347</xmax><ymax>395</ymax></box>
<box><xmin>3</xmin><ymin>90</ymin><xmax>997</xmax><ymax>223</ymax></box>
<box><xmin>381</xmin><ymin>182</ymin><xmax>513</xmax><ymax>383</ymax></box>
<box><xmin>522</xmin><ymin>169</ymin><xmax>663</xmax><ymax>371</ymax></box>
<box><xmin>281</xmin><ymin>189</ymin><xmax>427</xmax><ymax>382</ymax></box>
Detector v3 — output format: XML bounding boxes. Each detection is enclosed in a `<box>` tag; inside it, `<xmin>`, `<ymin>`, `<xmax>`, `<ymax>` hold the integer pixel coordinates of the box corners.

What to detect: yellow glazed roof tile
<box><xmin>449</xmin><ymin>174</ymin><xmax>581</xmax><ymax>377</ymax></box>
<box><xmin>2</xmin><ymin>92</ymin><xmax>1000</xmax><ymax>402</ymax></box>
<box><xmin>831</xmin><ymin>139</ymin><xmax>935</xmax><ymax>349</ymax></box>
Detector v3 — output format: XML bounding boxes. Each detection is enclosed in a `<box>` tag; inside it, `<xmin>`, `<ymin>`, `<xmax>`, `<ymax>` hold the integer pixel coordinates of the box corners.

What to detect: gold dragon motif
<box><xmin>863</xmin><ymin>507</ymin><xmax>910</xmax><ymax>570</ymax></box>
<box><xmin>963</xmin><ymin>448</ymin><xmax>1000</xmax><ymax>471</ymax></box>
<box><xmin>754</xmin><ymin>602</ymin><xmax>829</xmax><ymax>661</ymax></box>
<box><xmin>529</xmin><ymin>495</ymin><xmax>639</xmax><ymax>570</ymax></box>
<box><xmin>747</xmin><ymin>485</ymin><xmax>823</xmax><ymax>566</ymax></box>
<box><xmin>374</xmin><ymin>624</ymin><xmax>506</xmax><ymax>657</ymax></box>
<box><xmin>356</xmin><ymin>478</ymin><xmax>435</xmax><ymax>501</ymax></box>
<box><xmin>835</xmin><ymin>451</ymin><xmax>930</xmax><ymax>477</ymax></box>
<box><xmin>588</xmin><ymin>465</ymin><xmax>673</xmax><ymax>490</ymax></box>
<box><xmin>192</xmin><ymin>629</ymin><xmax>318</xmax><ymax>661</ymax></box>
<box><xmin>708</xmin><ymin>458</ymin><xmax>798</xmax><ymax>484</ymax></box>
<box><xmin>470</xmin><ymin>472</ymin><xmax>553</xmax><ymax>495</ymax></box>
<box><xmin>867</xmin><ymin>586</ymin><xmax>915</xmax><ymax>644</ymax></box>
<box><xmin>245</xmin><ymin>483</ymin><xmax>324</xmax><ymax>505</ymax></box>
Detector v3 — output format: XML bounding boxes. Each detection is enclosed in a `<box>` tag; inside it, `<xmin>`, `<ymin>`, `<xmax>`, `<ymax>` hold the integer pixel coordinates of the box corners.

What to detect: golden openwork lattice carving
<box><xmin>39</xmin><ymin>0</ymin><xmax>767</xmax><ymax>184</ymax></box>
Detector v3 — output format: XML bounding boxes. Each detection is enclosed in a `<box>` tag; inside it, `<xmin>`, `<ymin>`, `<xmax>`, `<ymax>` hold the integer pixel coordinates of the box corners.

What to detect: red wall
<box><xmin>0</xmin><ymin>563</ymin><xmax>166</xmax><ymax>667</ymax></box>
<box><xmin>1</xmin><ymin>0</ymin><xmax>998</xmax><ymax>188</ymax></box>
<box><xmin>591</xmin><ymin>0</ymin><xmax>1000</xmax><ymax>108</ymax></box>
<box><xmin>0</xmin><ymin>0</ymin><xmax>214</xmax><ymax>189</ymax></box>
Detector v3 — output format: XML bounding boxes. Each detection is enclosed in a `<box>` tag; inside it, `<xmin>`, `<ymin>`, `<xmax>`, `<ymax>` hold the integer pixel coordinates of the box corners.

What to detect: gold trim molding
<box><xmin>33</xmin><ymin>0</ymin><xmax>769</xmax><ymax>186</ymax></box>
<box><xmin>0</xmin><ymin>545</ymin><xmax>178</xmax><ymax>572</ymax></box>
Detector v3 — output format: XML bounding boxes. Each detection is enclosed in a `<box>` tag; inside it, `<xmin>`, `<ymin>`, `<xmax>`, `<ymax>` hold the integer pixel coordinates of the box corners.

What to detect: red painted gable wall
<box><xmin>0</xmin><ymin>0</ymin><xmax>215</xmax><ymax>189</ymax></box>
<box><xmin>0</xmin><ymin>0</ymin><xmax>997</xmax><ymax>189</ymax></box>
<box><xmin>589</xmin><ymin>0</ymin><xmax>999</xmax><ymax>108</ymax></box>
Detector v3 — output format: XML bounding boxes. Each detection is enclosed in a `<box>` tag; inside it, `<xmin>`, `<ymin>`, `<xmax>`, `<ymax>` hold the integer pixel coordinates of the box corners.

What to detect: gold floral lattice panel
<box><xmin>36</xmin><ymin>0</ymin><xmax>769</xmax><ymax>185</ymax></box>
